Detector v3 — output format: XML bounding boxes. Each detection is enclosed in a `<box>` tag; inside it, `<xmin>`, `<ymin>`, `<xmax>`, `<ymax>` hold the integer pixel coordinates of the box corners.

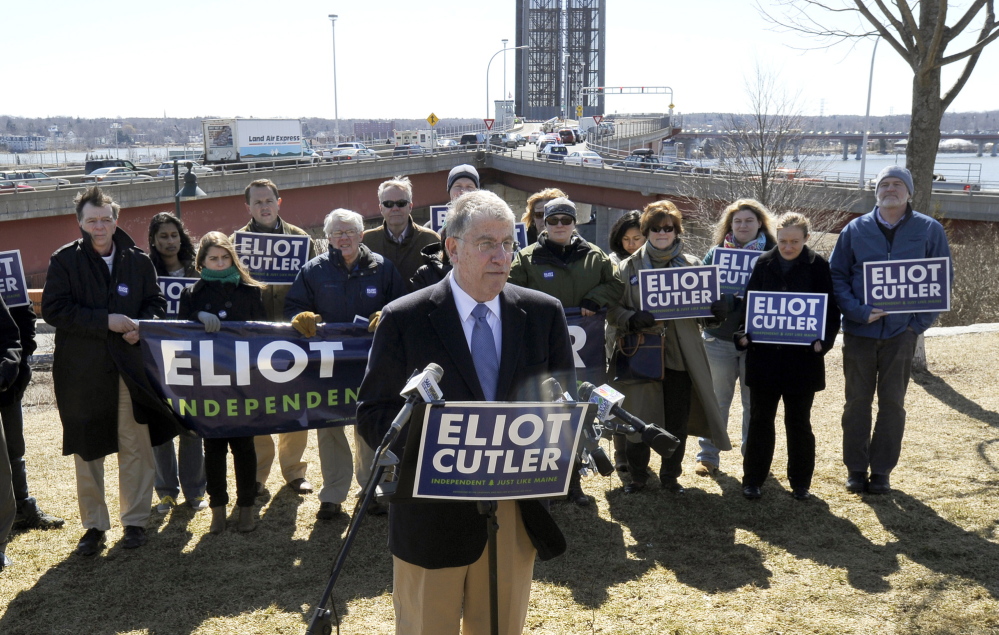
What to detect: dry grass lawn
<box><xmin>1</xmin><ymin>332</ymin><xmax>998</xmax><ymax>634</ymax></box>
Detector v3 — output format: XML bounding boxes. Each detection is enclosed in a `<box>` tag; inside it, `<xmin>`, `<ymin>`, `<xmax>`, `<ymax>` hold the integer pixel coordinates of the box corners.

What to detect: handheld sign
<box><xmin>515</xmin><ymin>222</ymin><xmax>528</xmax><ymax>251</ymax></box>
<box><xmin>637</xmin><ymin>265</ymin><xmax>719</xmax><ymax>320</ymax></box>
<box><xmin>140</xmin><ymin>321</ymin><xmax>373</xmax><ymax>437</ymax></box>
<box><xmin>405</xmin><ymin>401</ymin><xmax>592</xmax><ymax>500</ymax></box>
<box><xmin>0</xmin><ymin>250</ymin><xmax>30</xmax><ymax>308</ymax></box>
<box><xmin>863</xmin><ymin>257</ymin><xmax>950</xmax><ymax>313</ymax></box>
<box><xmin>564</xmin><ymin>308</ymin><xmax>608</xmax><ymax>386</ymax></box>
<box><xmin>158</xmin><ymin>277</ymin><xmax>198</xmax><ymax>319</ymax></box>
<box><xmin>746</xmin><ymin>291</ymin><xmax>827</xmax><ymax>346</ymax></box>
<box><xmin>713</xmin><ymin>247</ymin><xmax>762</xmax><ymax>297</ymax></box>
<box><xmin>430</xmin><ymin>205</ymin><xmax>450</xmax><ymax>234</ymax></box>
<box><xmin>233</xmin><ymin>232</ymin><xmax>310</xmax><ymax>285</ymax></box>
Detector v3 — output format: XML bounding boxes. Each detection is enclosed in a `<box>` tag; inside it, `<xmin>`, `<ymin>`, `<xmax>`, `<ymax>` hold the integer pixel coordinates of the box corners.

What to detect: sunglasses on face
<box><xmin>545</xmin><ymin>216</ymin><xmax>575</xmax><ymax>226</ymax></box>
<box><xmin>381</xmin><ymin>199</ymin><xmax>410</xmax><ymax>209</ymax></box>
<box><xmin>649</xmin><ymin>225</ymin><xmax>675</xmax><ymax>234</ymax></box>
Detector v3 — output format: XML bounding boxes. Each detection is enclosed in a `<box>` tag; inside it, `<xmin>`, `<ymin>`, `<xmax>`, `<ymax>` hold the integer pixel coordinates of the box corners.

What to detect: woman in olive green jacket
<box><xmin>607</xmin><ymin>201</ymin><xmax>729</xmax><ymax>493</ymax></box>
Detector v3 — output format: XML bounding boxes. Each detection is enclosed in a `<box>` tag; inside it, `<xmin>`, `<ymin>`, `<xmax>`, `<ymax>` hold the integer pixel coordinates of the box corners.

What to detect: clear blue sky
<box><xmin>5</xmin><ymin>0</ymin><xmax>996</xmax><ymax>121</ymax></box>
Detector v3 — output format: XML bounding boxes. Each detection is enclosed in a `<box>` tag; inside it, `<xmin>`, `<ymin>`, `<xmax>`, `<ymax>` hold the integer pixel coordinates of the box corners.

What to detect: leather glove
<box><xmin>367</xmin><ymin>311</ymin><xmax>382</xmax><ymax>333</ymax></box>
<box><xmin>292</xmin><ymin>311</ymin><xmax>320</xmax><ymax>338</ymax></box>
<box><xmin>710</xmin><ymin>298</ymin><xmax>729</xmax><ymax>322</ymax></box>
<box><xmin>628</xmin><ymin>310</ymin><xmax>657</xmax><ymax>331</ymax></box>
<box><xmin>197</xmin><ymin>311</ymin><xmax>221</xmax><ymax>333</ymax></box>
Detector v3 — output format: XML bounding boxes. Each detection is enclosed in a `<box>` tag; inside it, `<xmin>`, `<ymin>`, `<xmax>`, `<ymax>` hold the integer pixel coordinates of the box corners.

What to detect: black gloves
<box><xmin>710</xmin><ymin>298</ymin><xmax>728</xmax><ymax>322</ymax></box>
<box><xmin>579</xmin><ymin>298</ymin><xmax>601</xmax><ymax>313</ymax></box>
<box><xmin>628</xmin><ymin>310</ymin><xmax>657</xmax><ymax>331</ymax></box>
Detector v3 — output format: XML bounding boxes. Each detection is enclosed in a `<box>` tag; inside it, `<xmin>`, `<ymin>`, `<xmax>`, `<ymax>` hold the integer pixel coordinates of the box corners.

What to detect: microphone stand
<box><xmin>305</xmin><ymin>403</ymin><xmax>416</xmax><ymax>635</ymax></box>
<box><xmin>475</xmin><ymin>501</ymin><xmax>501</xmax><ymax>635</ymax></box>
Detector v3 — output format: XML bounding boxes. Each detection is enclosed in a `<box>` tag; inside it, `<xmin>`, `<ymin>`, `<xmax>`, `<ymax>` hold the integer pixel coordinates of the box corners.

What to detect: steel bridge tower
<box><xmin>515</xmin><ymin>0</ymin><xmax>605</xmax><ymax>120</ymax></box>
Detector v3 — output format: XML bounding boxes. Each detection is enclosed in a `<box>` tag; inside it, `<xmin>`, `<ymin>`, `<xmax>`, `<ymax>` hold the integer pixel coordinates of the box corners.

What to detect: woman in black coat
<box><xmin>178</xmin><ymin>232</ymin><xmax>266</xmax><ymax>533</ymax></box>
<box><xmin>736</xmin><ymin>213</ymin><xmax>841</xmax><ymax>501</ymax></box>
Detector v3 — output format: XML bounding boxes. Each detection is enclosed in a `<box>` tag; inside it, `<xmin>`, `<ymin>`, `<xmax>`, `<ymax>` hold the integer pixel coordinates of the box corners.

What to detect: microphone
<box><xmin>544</xmin><ymin>377</ymin><xmax>614</xmax><ymax>477</ymax></box>
<box><xmin>541</xmin><ymin>377</ymin><xmax>571</xmax><ymax>403</ymax></box>
<box><xmin>577</xmin><ymin>382</ymin><xmax>680</xmax><ymax>459</ymax></box>
<box><xmin>382</xmin><ymin>363</ymin><xmax>444</xmax><ymax>447</ymax></box>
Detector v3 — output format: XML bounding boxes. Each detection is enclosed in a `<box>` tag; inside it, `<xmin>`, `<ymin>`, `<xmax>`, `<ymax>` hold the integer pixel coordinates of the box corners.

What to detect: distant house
<box><xmin>1</xmin><ymin>135</ymin><xmax>47</xmax><ymax>152</ymax></box>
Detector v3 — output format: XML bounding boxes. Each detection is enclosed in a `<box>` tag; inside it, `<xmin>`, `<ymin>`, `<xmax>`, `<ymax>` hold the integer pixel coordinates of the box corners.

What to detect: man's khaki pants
<box><xmin>254</xmin><ymin>430</ymin><xmax>309</xmax><ymax>485</ymax></box>
<box><xmin>74</xmin><ymin>378</ymin><xmax>155</xmax><ymax>531</ymax></box>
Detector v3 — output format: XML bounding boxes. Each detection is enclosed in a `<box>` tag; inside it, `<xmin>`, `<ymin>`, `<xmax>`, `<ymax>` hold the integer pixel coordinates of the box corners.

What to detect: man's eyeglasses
<box><xmin>457</xmin><ymin>238</ymin><xmax>518</xmax><ymax>254</ymax></box>
<box><xmin>328</xmin><ymin>229</ymin><xmax>359</xmax><ymax>239</ymax></box>
<box><xmin>545</xmin><ymin>216</ymin><xmax>575</xmax><ymax>226</ymax></box>
<box><xmin>381</xmin><ymin>199</ymin><xmax>410</xmax><ymax>209</ymax></box>
<box><xmin>650</xmin><ymin>225</ymin><xmax>675</xmax><ymax>233</ymax></box>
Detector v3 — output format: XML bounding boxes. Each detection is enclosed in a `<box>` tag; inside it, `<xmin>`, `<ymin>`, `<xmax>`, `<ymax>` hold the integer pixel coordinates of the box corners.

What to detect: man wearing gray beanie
<box><xmin>829</xmin><ymin>165</ymin><xmax>951</xmax><ymax>495</ymax></box>
<box><xmin>446</xmin><ymin>164</ymin><xmax>479</xmax><ymax>201</ymax></box>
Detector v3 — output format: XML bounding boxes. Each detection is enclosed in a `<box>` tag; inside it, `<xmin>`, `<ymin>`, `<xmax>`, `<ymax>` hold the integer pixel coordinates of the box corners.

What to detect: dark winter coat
<box><xmin>0</xmin><ymin>298</ymin><xmax>20</xmax><ymax>394</ymax></box>
<box><xmin>42</xmin><ymin>228</ymin><xmax>179</xmax><ymax>461</ymax></box>
<box><xmin>410</xmin><ymin>242</ymin><xmax>451</xmax><ymax>291</ymax></box>
<box><xmin>738</xmin><ymin>245</ymin><xmax>841</xmax><ymax>394</ymax></box>
<box><xmin>0</xmin><ymin>303</ymin><xmax>35</xmax><ymax>405</ymax></box>
<box><xmin>361</xmin><ymin>218</ymin><xmax>440</xmax><ymax>292</ymax></box>
<box><xmin>283</xmin><ymin>244</ymin><xmax>405</xmax><ymax>322</ymax></box>
<box><xmin>178</xmin><ymin>279</ymin><xmax>267</xmax><ymax>323</ymax></box>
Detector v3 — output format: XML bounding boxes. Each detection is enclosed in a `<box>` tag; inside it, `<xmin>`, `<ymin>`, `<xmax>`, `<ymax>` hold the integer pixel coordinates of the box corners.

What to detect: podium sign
<box><xmin>404</xmin><ymin>401</ymin><xmax>593</xmax><ymax>500</ymax></box>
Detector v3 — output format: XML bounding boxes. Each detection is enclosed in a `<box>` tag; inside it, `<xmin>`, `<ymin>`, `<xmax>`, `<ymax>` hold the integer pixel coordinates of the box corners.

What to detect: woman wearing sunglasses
<box><xmin>607</xmin><ymin>201</ymin><xmax>729</xmax><ymax>494</ymax></box>
<box><xmin>520</xmin><ymin>187</ymin><xmax>568</xmax><ymax>247</ymax></box>
<box><xmin>508</xmin><ymin>197</ymin><xmax>623</xmax><ymax>505</ymax></box>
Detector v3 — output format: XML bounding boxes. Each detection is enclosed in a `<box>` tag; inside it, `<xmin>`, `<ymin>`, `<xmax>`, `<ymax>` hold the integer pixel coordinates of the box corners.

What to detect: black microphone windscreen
<box><xmin>577</xmin><ymin>382</ymin><xmax>596</xmax><ymax>401</ymax></box>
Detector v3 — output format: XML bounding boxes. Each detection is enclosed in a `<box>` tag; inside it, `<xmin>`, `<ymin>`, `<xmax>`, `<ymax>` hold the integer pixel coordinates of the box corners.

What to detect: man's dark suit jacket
<box><xmin>357</xmin><ymin>278</ymin><xmax>577</xmax><ymax>570</ymax></box>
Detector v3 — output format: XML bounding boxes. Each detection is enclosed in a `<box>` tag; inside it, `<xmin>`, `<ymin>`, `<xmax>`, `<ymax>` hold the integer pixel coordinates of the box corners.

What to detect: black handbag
<box><xmin>614</xmin><ymin>332</ymin><xmax>665</xmax><ymax>381</ymax></box>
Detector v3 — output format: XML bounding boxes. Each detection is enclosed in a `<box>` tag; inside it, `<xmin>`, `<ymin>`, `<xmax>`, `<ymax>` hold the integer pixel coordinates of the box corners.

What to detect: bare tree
<box><xmin>758</xmin><ymin>0</ymin><xmax>999</xmax><ymax>215</ymax></box>
<box><xmin>676</xmin><ymin>66</ymin><xmax>857</xmax><ymax>257</ymax></box>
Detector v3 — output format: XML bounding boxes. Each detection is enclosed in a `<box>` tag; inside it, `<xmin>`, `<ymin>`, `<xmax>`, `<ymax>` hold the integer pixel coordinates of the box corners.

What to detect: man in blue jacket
<box><xmin>830</xmin><ymin>166</ymin><xmax>951</xmax><ymax>495</ymax></box>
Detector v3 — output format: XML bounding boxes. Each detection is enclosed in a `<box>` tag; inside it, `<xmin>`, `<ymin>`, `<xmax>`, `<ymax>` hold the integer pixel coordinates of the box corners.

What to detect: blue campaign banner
<box><xmin>410</xmin><ymin>402</ymin><xmax>592</xmax><ymax>500</ymax></box>
<box><xmin>430</xmin><ymin>205</ymin><xmax>450</xmax><ymax>234</ymax></box>
<box><xmin>746</xmin><ymin>291</ymin><xmax>827</xmax><ymax>346</ymax></box>
<box><xmin>515</xmin><ymin>222</ymin><xmax>528</xmax><ymax>251</ymax></box>
<box><xmin>637</xmin><ymin>265</ymin><xmax>719</xmax><ymax>320</ymax></box>
<box><xmin>713</xmin><ymin>247</ymin><xmax>762</xmax><ymax>297</ymax></box>
<box><xmin>563</xmin><ymin>308</ymin><xmax>608</xmax><ymax>386</ymax></box>
<box><xmin>139</xmin><ymin>320</ymin><xmax>372</xmax><ymax>438</ymax></box>
<box><xmin>157</xmin><ymin>276</ymin><xmax>198</xmax><ymax>319</ymax></box>
<box><xmin>0</xmin><ymin>250</ymin><xmax>30</xmax><ymax>308</ymax></box>
<box><xmin>863</xmin><ymin>257</ymin><xmax>951</xmax><ymax>314</ymax></box>
<box><xmin>233</xmin><ymin>232</ymin><xmax>311</xmax><ymax>285</ymax></box>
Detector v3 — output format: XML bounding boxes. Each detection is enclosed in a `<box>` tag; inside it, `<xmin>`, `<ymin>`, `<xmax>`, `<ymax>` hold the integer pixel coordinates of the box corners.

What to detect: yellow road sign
<box><xmin>576</xmin><ymin>105</ymin><xmax>583</xmax><ymax>117</ymax></box>
<box><xmin>427</xmin><ymin>113</ymin><xmax>440</xmax><ymax>127</ymax></box>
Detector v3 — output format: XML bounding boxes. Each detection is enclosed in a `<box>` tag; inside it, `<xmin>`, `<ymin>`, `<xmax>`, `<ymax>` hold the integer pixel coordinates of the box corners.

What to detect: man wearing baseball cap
<box><xmin>829</xmin><ymin>165</ymin><xmax>951</xmax><ymax>495</ymax></box>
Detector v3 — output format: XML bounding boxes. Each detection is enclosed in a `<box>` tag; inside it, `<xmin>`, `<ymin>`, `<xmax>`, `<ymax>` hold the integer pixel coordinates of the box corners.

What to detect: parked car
<box><xmin>155</xmin><ymin>161</ymin><xmax>214</xmax><ymax>178</ymax></box>
<box><xmin>325</xmin><ymin>148</ymin><xmax>380</xmax><ymax>161</ymax></box>
<box><xmin>459</xmin><ymin>133</ymin><xmax>487</xmax><ymax>146</ymax></box>
<box><xmin>82</xmin><ymin>167</ymin><xmax>155</xmax><ymax>183</ymax></box>
<box><xmin>512</xmin><ymin>133</ymin><xmax>527</xmax><ymax>147</ymax></box>
<box><xmin>437</xmin><ymin>138</ymin><xmax>458</xmax><ymax>148</ymax></box>
<box><xmin>528</xmin><ymin>130</ymin><xmax>543</xmax><ymax>144</ymax></box>
<box><xmin>0</xmin><ymin>180</ymin><xmax>35</xmax><ymax>193</ymax></box>
<box><xmin>84</xmin><ymin>158</ymin><xmax>142</xmax><ymax>175</ymax></box>
<box><xmin>392</xmin><ymin>144</ymin><xmax>430</xmax><ymax>156</ymax></box>
<box><xmin>539</xmin><ymin>144</ymin><xmax>568</xmax><ymax>162</ymax></box>
<box><xmin>563</xmin><ymin>151</ymin><xmax>604</xmax><ymax>167</ymax></box>
<box><xmin>336</xmin><ymin>142</ymin><xmax>368</xmax><ymax>150</ymax></box>
<box><xmin>557</xmin><ymin>128</ymin><xmax>575</xmax><ymax>145</ymax></box>
<box><xmin>0</xmin><ymin>170</ymin><xmax>70</xmax><ymax>187</ymax></box>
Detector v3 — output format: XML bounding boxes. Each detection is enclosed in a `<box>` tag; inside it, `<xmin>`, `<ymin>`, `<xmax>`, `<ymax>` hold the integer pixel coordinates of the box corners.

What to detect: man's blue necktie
<box><xmin>470</xmin><ymin>303</ymin><xmax>499</xmax><ymax>401</ymax></box>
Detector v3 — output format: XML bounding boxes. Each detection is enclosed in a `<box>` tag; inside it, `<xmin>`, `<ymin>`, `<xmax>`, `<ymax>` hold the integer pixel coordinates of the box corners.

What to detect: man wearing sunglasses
<box><xmin>508</xmin><ymin>197</ymin><xmax>623</xmax><ymax>506</ymax></box>
<box><xmin>362</xmin><ymin>176</ymin><xmax>440</xmax><ymax>291</ymax></box>
<box><xmin>233</xmin><ymin>179</ymin><xmax>318</xmax><ymax>499</ymax></box>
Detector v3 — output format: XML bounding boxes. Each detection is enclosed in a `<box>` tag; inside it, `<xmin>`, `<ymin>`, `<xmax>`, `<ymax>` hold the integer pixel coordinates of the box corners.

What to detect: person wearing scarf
<box><xmin>695</xmin><ymin>199</ymin><xmax>777</xmax><ymax>478</ymax></box>
<box><xmin>607</xmin><ymin>201</ymin><xmax>730</xmax><ymax>494</ymax></box>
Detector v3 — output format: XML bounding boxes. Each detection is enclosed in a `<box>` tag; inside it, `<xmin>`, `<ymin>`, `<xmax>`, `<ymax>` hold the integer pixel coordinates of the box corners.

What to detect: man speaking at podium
<box><xmin>357</xmin><ymin>190</ymin><xmax>577</xmax><ymax>635</ymax></box>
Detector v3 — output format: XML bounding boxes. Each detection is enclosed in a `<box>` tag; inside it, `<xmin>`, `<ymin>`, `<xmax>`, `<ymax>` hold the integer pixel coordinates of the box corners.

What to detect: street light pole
<box><xmin>859</xmin><ymin>36</ymin><xmax>880</xmax><ymax>189</ymax></box>
<box><xmin>329</xmin><ymin>14</ymin><xmax>339</xmax><ymax>144</ymax></box>
<box><xmin>501</xmin><ymin>39</ymin><xmax>508</xmax><ymax>129</ymax></box>
<box><xmin>486</xmin><ymin>44</ymin><xmax>528</xmax><ymax>120</ymax></box>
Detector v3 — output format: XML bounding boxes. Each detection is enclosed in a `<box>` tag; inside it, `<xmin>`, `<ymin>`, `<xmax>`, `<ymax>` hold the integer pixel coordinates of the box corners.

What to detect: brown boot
<box><xmin>209</xmin><ymin>506</ymin><xmax>226</xmax><ymax>534</ymax></box>
<box><xmin>237</xmin><ymin>506</ymin><xmax>256</xmax><ymax>533</ymax></box>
